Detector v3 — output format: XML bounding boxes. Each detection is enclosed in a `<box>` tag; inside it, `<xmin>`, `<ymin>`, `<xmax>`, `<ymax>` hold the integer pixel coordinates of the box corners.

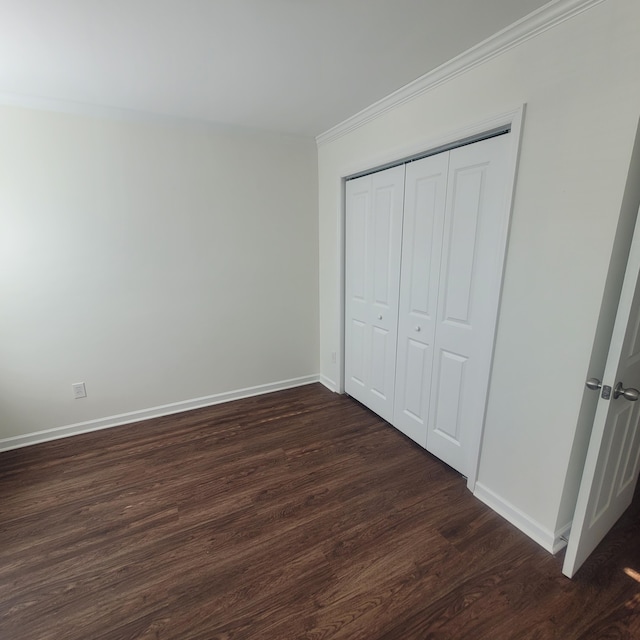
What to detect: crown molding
<box><xmin>316</xmin><ymin>0</ymin><xmax>605</xmax><ymax>147</ymax></box>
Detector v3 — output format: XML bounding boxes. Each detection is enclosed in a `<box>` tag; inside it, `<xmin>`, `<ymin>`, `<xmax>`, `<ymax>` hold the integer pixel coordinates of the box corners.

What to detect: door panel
<box><xmin>433</xmin><ymin>349</ymin><xmax>467</xmax><ymax>443</ymax></box>
<box><xmin>349</xmin><ymin>198</ymin><xmax>367</xmax><ymax>301</ymax></box>
<box><xmin>345</xmin><ymin>165</ymin><xmax>405</xmax><ymax>422</ymax></box>
<box><xmin>345</xmin><ymin>177</ymin><xmax>371</xmax><ymax>397</ymax></box>
<box><xmin>371</xmin><ymin>326</ymin><xmax>390</xmax><ymax>398</ymax></box>
<box><xmin>348</xmin><ymin>319</ymin><xmax>367</xmax><ymax>389</ymax></box>
<box><xmin>564</xmin><ymin>207</ymin><xmax>640</xmax><ymax>577</ymax></box>
<box><xmin>590</xmin><ymin>403</ymin><xmax>633</xmax><ymax>520</ymax></box>
<box><xmin>402</xmin><ymin>339</ymin><xmax>430</xmax><ymax>420</ymax></box>
<box><xmin>373</xmin><ymin>187</ymin><xmax>394</xmax><ymax>305</ymax></box>
<box><xmin>393</xmin><ymin>153</ymin><xmax>449</xmax><ymax>444</ymax></box>
<box><xmin>426</xmin><ymin>135</ymin><xmax>511</xmax><ymax>476</ymax></box>
<box><xmin>442</xmin><ymin>167</ymin><xmax>483</xmax><ymax>324</ymax></box>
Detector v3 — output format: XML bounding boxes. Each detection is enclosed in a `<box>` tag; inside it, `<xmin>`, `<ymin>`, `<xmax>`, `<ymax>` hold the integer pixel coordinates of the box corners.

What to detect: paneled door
<box><xmin>345</xmin><ymin>133</ymin><xmax>511</xmax><ymax>479</ymax></box>
<box><xmin>393</xmin><ymin>152</ymin><xmax>449</xmax><ymax>444</ymax></box>
<box><xmin>425</xmin><ymin>135</ymin><xmax>511</xmax><ymax>476</ymax></box>
<box><xmin>563</xmin><ymin>203</ymin><xmax>640</xmax><ymax>578</ymax></box>
<box><xmin>344</xmin><ymin>165</ymin><xmax>405</xmax><ymax>423</ymax></box>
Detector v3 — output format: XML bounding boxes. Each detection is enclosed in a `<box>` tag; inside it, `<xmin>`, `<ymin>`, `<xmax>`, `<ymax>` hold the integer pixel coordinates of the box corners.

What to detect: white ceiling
<box><xmin>0</xmin><ymin>0</ymin><xmax>552</xmax><ymax>137</ymax></box>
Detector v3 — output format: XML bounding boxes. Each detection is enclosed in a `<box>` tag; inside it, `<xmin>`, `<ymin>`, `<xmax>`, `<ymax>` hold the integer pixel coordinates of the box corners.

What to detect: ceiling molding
<box><xmin>316</xmin><ymin>0</ymin><xmax>605</xmax><ymax>147</ymax></box>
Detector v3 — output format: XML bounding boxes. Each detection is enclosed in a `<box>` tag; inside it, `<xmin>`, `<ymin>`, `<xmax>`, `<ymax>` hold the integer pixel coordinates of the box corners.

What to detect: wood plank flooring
<box><xmin>1</xmin><ymin>384</ymin><xmax>639</xmax><ymax>639</ymax></box>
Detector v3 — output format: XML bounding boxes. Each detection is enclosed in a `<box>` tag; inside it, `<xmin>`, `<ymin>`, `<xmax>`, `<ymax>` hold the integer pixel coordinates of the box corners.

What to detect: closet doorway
<box><xmin>344</xmin><ymin>130</ymin><xmax>514</xmax><ymax>483</ymax></box>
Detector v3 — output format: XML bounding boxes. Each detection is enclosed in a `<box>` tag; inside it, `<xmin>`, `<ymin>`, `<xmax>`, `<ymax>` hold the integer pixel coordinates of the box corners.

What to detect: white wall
<box><xmin>0</xmin><ymin>106</ymin><xmax>319</xmax><ymax>441</ymax></box>
<box><xmin>318</xmin><ymin>0</ymin><xmax>640</xmax><ymax>540</ymax></box>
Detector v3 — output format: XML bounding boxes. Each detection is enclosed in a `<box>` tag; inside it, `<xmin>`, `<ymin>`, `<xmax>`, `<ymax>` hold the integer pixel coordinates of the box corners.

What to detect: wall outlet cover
<box><xmin>72</xmin><ymin>382</ymin><xmax>87</xmax><ymax>399</ymax></box>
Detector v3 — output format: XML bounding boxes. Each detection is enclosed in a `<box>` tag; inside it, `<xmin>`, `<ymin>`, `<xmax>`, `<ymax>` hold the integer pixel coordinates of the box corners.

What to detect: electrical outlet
<box><xmin>72</xmin><ymin>382</ymin><xmax>87</xmax><ymax>399</ymax></box>
<box><xmin>331</xmin><ymin>351</ymin><xmax>337</xmax><ymax>364</ymax></box>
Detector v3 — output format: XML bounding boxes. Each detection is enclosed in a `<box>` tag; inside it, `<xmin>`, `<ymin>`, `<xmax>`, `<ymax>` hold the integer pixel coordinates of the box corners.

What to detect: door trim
<box><xmin>335</xmin><ymin>104</ymin><xmax>526</xmax><ymax>491</ymax></box>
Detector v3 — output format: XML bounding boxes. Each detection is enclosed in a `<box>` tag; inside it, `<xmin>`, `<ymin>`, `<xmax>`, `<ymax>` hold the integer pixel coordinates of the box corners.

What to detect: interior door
<box><xmin>563</xmin><ymin>205</ymin><xmax>640</xmax><ymax>578</ymax></box>
<box><xmin>344</xmin><ymin>165</ymin><xmax>405</xmax><ymax>422</ymax></box>
<box><xmin>425</xmin><ymin>134</ymin><xmax>511</xmax><ymax>476</ymax></box>
<box><xmin>393</xmin><ymin>152</ymin><xmax>449</xmax><ymax>444</ymax></box>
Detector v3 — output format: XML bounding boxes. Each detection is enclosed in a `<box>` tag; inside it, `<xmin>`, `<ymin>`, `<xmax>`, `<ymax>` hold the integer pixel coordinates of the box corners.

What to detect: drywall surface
<box><xmin>318</xmin><ymin>0</ymin><xmax>640</xmax><ymax>535</ymax></box>
<box><xmin>0</xmin><ymin>107</ymin><xmax>319</xmax><ymax>438</ymax></box>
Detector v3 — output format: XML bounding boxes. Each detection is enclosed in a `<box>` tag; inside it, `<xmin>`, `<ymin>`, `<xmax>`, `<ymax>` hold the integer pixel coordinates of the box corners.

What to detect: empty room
<box><xmin>1</xmin><ymin>0</ymin><xmax>640</xmax><ymax>638</ymax></box>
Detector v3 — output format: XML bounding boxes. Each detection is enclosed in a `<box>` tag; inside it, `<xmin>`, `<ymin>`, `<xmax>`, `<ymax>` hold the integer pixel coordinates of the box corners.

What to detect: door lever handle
<box><xmin>614</xmin><ymin>382</ymin><xmax>640</xmax><ymax>401</ymax></box>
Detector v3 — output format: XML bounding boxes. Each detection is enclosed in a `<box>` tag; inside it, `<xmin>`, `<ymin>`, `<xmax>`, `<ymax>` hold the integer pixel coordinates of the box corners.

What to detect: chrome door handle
<box><xmin>614</xmin><ymin>382</ymin><xmax>640</xmax><ymax>401</ymax></box>
<box><xmin>586</xmin><ymin>378</ymin><xmax>602</xmax><ymax>391</ymax></box>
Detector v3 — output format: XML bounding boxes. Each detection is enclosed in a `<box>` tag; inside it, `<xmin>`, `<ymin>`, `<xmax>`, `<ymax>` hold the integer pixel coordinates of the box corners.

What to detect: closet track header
<box><xmin>345</xmin><ymin>126</ymin><xmax>510</xmax><ymax>181</ymax></box>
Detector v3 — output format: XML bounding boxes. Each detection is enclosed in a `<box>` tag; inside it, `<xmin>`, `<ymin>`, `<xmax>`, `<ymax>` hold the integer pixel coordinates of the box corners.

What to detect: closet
<box><xmin>345</xmin><ymin>133</ymin><xmax>511</xmax><ymax>477</ymax></box>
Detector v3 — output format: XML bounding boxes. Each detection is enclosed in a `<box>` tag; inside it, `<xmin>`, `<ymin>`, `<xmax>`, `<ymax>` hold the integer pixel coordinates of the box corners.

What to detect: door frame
<box><xmin>335</xmin><ymin>104</ymin><xmax>526</xmax><ymax>491</ymax></box>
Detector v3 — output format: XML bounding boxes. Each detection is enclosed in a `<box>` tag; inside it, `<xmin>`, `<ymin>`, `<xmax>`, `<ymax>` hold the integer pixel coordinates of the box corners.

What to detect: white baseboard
<box><xmin>474</xmin><ymin>482</ymin><xmax>568</xmax><ymax>554</ymax></box>
<box><xmin>0</xmin><ymin>374</ymin><xmax>320</xmax><ymax>453</ymax></box>
<box><xmin>319</xmin><ymin>375</ymin><xmax>338</xmax><ymax>392</ymax></box>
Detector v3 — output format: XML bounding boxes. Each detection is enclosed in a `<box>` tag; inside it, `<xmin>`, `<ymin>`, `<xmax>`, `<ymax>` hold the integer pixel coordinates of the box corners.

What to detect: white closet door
<box><xmin>344</xmin><ymin>165</ymin><xmax>405</xmax><ymax>422</ymax></box>
<box><xmin>393</xmin><ymin>152</ymin><xmax>449</xmax><ymax>444</ymax></box>
<box><xmin>426</xmin><ymin>134</ymin><xmax>510</xmax><ymax>476</ymax></box>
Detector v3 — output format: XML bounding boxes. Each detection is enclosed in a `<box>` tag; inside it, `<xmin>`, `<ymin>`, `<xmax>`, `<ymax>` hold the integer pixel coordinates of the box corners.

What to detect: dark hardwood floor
<box><xmin>1</xmin><ymin>384</ymin><xmax>639</xmax><ymax>639</ymax></box>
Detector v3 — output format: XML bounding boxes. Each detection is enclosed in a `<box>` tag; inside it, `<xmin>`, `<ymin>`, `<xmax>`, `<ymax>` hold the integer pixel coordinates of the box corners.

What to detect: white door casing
<box><xmin>563</xmin><ymin>204</ymin><xmax>640</xmax><ymax>578</ymax></box>
<box><xmin>426</xmin><ymin>135</ymin><xmax>511</xmax><ymax>476</ymax></box>
<box><xmin>344</xmin><ymin>165</ymin><xmax>406</xmax><ymax>422</ymax></box>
